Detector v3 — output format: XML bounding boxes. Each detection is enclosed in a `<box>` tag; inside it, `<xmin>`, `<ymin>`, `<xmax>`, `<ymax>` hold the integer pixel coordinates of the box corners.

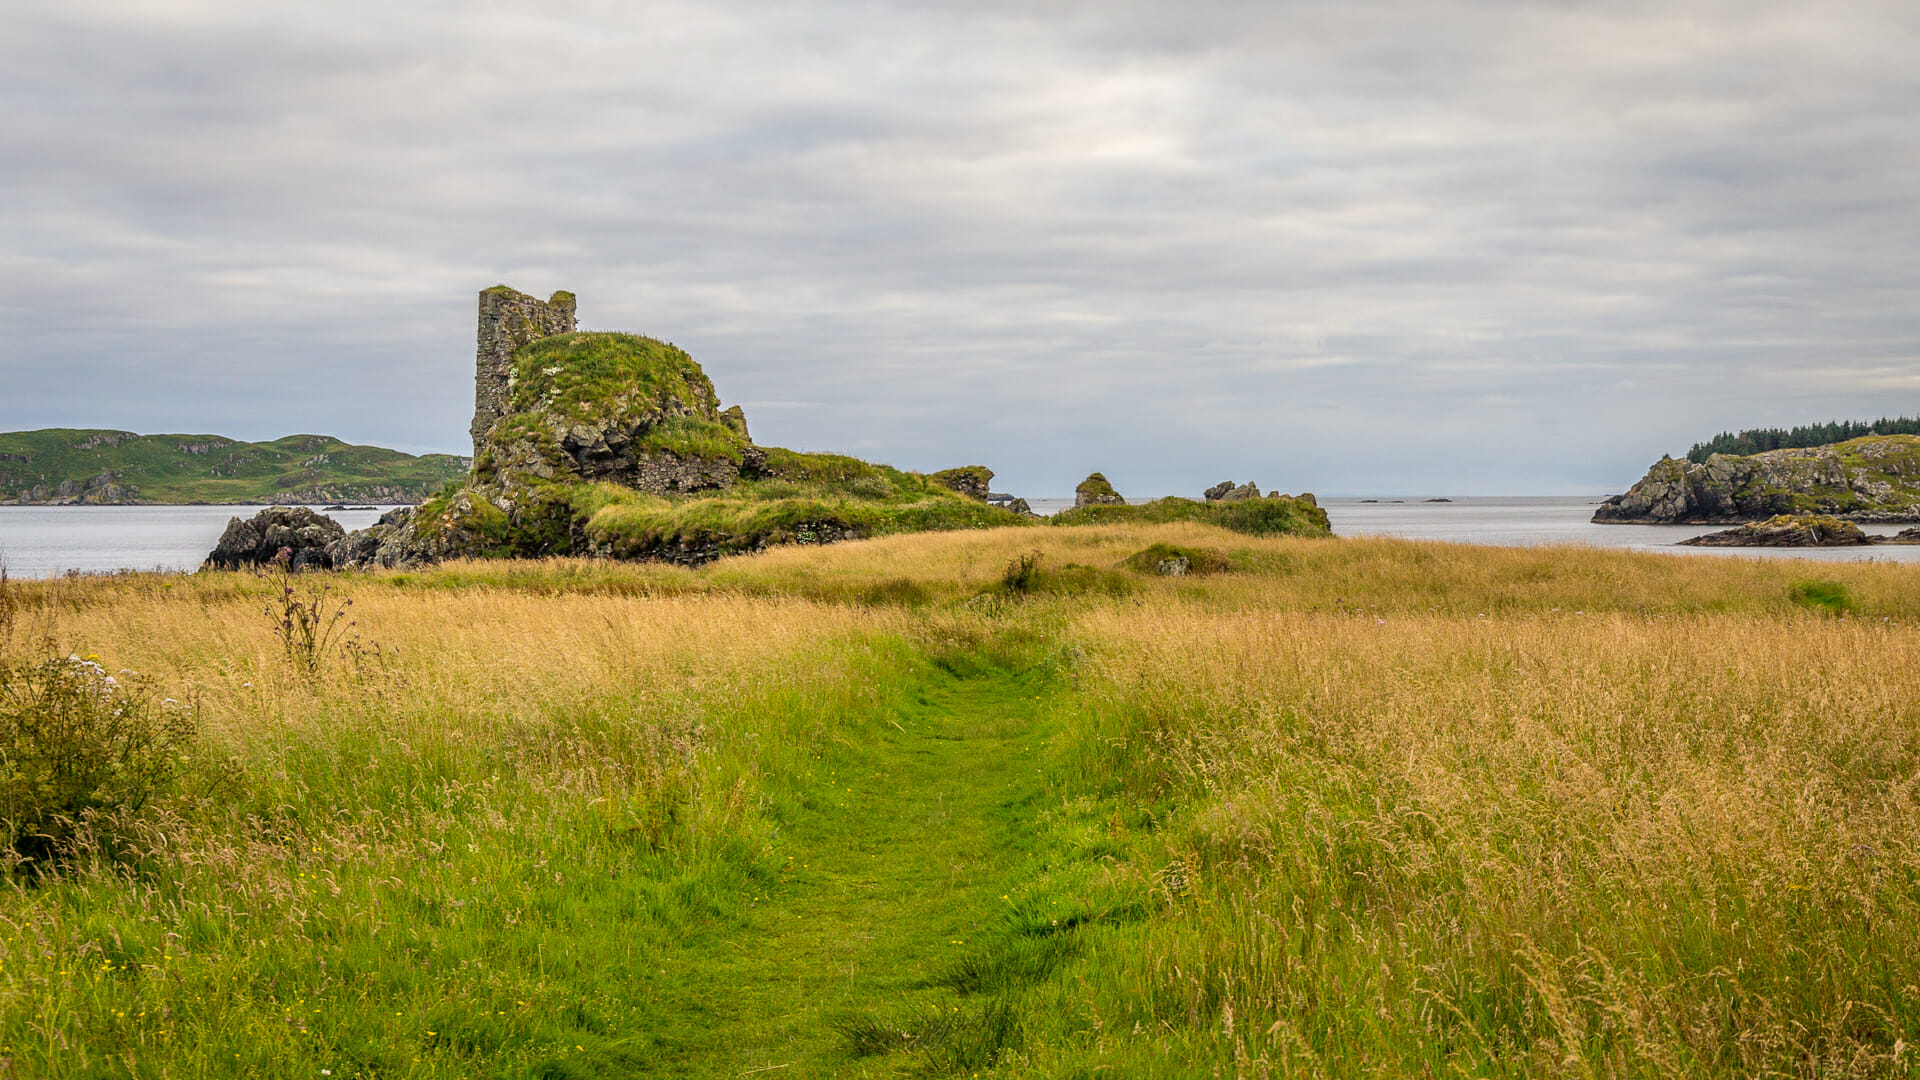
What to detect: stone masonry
<box><xmin>471</xmin><ymin>286</ymin><xmax>578</xmax><ymax>453</ymax></box>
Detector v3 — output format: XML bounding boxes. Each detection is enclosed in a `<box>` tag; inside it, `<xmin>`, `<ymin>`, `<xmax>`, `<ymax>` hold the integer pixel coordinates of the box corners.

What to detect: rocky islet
<box><xmin>1595</xmin><ymin>436</ymin><xmax>1920</xmax><ymax>525</ymax></box>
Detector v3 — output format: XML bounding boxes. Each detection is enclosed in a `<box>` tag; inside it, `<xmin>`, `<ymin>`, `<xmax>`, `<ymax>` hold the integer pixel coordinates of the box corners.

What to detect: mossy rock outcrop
<box><xmin>1596</xmin><ymin>435</ymin><xmax>1920</xmax><ymax>524</ymax></box>
<box><xmin>1074</xmin><ymin>472</ymin><xmax>1125</xmax><ymax>507</ymax></box>
<box><xmin>479</xmin><ymin>333</ymin><xmax>748</xmax><ymax>493</ymax></box>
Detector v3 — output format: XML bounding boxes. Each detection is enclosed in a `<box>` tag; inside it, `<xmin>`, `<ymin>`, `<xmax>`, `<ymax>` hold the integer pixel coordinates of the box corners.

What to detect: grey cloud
<box><xmin>2</xmin><ymin>0</ymin><xmax>1916</xmax><ymax>496</ymax></box>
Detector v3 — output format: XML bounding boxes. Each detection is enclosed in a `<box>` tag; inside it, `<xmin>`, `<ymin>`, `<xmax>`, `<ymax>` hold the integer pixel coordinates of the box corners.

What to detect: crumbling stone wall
<box><xmin>471</xmin><ymin>286</ymin><xmax>577</xmax><ymax>453</ymax></box>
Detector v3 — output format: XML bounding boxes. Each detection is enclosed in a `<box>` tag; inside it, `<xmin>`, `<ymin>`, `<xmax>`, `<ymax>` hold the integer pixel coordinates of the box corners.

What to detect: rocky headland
<box><xmin>1594</xmin><ymin>436</ymin><xmax>1920</xmax><ymax>524</ymax></box>
<box><xmin>0</xmin><ymin>430</ymin><xmax>465</xmax><ymax>506</ymax></box>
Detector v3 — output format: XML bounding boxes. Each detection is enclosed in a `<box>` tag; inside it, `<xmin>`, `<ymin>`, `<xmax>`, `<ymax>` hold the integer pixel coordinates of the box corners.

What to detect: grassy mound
<box><xmin>1052</xmin><ymin>493</ymin><xmax>1332</xmax><ymax>537</ymax></box>
<box><xmin>486</xmin><ymin>332</ymin><xmax>747</xmax><ymax>468</ymax></box>
<box><xmin>584</xmin><ymin>455</ymin><xmax>1025</xmax><ymax>561</ymax></box>
<box><xmin>1117</xmin><ymin>541</ymin><xmax>1231</xmax><ymax>575</ymax></box>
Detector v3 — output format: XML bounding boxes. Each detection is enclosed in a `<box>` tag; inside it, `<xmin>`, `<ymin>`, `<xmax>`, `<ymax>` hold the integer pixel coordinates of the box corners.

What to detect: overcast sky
<box><xmin>3</xmin><ymin>0</ymin><xmax>1917</xmax><ymax>496</ymax></box>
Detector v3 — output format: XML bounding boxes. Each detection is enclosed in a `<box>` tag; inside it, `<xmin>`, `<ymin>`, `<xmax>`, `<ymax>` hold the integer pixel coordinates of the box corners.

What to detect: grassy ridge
<box><xmin>0</xmin><ymin>429</ymin><xmax>466</xmax><ymax>504</ymax></box>
<box><xmin>3</xmin><ymin>531</ymin><xmax>1919</xmax><ymax>1076</ymax></box>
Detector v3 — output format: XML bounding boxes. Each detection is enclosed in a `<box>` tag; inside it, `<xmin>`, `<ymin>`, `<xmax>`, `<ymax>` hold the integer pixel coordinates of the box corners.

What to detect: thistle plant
<box><xmin>264</xmin><ymin>548</ymin><xmax>354</xmax><ymax>674</ymax></box>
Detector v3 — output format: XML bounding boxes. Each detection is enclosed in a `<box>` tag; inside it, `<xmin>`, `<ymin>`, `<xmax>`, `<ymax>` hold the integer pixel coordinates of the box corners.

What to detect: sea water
<box><xmin>2</xmin><ymin>497</ymin><xmax>1915</xmax><ymax>580</ymax></box>
<box><xmin>0</xmin><ymin>505</ymin><xmax>399</xmax><ymax>579</ymax></box>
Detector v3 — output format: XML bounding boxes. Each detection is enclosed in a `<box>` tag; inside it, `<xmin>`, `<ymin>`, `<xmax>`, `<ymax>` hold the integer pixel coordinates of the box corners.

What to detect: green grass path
<box><xmin>637</xmin><ymin>664</ymin><xmax>1056</xmax><ymax>1077</ymax></box>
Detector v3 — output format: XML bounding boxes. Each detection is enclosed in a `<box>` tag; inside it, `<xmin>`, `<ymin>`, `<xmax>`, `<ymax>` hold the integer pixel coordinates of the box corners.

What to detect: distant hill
<box><xmin>0</xmin><ymin>429</ymin><xmax>467</xmax><ymax>505</ymax></box>
<box><xmin>1686</xmin><ymin>416</ymin><xmax>1920</xmax><ymax>463</ymax></box>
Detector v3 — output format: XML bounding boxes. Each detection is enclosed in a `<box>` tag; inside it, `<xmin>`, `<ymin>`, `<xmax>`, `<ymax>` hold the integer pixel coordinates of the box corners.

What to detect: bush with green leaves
<box><xmin>0</xmin><ymin>648</ymin><xmax>195</xmax><ymax>865</ymax></box>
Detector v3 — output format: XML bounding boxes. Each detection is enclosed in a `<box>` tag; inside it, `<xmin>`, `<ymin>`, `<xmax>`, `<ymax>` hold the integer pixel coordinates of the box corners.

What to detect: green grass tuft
<box><xmin>1789</xmin><ymin>578</ymin><xmax>1854</xmax><ymax>614</ymax></box>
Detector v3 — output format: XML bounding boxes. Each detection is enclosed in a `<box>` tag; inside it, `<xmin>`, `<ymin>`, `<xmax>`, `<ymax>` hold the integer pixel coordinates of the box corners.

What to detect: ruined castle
<box><xmin>471</xmin><ymin>285</ymin><xmax>577</xmax><ymax>453</ymax></box>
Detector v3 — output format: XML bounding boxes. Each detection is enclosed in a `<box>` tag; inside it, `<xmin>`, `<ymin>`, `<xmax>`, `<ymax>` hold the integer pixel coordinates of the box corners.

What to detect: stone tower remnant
<box><xmin>471</xmin><ymin>285</ymin><xmax>577</xmax><ymax>453</ymax></box>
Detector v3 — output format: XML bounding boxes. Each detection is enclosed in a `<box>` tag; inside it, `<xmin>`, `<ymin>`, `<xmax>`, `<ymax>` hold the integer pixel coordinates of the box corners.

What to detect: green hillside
<box><xmin>0</xmin><ymin>429</ymin><xmax>467</xmax><ymax>505</ymax></box>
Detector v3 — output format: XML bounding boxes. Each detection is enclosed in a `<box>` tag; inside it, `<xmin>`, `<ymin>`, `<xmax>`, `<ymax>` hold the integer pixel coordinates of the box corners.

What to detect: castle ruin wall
<box><xmin>471</xmin><ymin>286</ymin><xmax>577</xmax><ymax>453</ymax></box>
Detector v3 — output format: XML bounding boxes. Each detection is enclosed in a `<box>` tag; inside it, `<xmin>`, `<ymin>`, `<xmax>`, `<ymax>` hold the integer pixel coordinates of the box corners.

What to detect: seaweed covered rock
<box><xmin>1596</xmin><ymin>436</ymin><xmax>1920</xmax><ymax>524</ymax></box>
<box><xmin>1074</xmin><ymin>472</ymin><xmax>1125</xmax><ymax>508</ymax></box>
<box><xmin>1678</xmin><ymin>514</ymin><xmax>1872</xmax><ymax>547</ymax></box>
<box><xmin>203</xmin><ymin>507</ymin><xmax>344</xmax><ymax>570</ymax></box>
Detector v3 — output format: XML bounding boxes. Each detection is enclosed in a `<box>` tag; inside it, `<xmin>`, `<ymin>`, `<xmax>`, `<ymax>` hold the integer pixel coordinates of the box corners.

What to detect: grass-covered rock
<box><xmin>1073</xmin><ymin>471</ymin><xmax>1124</xmax><ymax>507</ymax></box>
<box><xmin>1118</xmin><ymin>541</ymin><xmax>1231</xmax><ymax>576</ymax></box>
<box><xmin>1052</xmin><ymin>492</ymin><xmax>1332</xmax><ymax>537</ymax></box>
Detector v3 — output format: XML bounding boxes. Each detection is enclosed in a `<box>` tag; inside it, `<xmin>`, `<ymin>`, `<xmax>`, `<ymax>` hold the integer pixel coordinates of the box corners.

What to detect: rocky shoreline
<box><xmin>1678</xmin><ymin>515</ymin><xmax>1920</xmax><ymax>548</ymax></box>
<box><xmin>1595</xmin><ymin>436</ymin><xmax>1920</xmax><ymax>525</ymax></box>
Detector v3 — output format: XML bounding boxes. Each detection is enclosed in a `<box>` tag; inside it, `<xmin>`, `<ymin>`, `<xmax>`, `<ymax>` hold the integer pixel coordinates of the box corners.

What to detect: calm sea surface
<box><xmin>1033</xmin><ymin>495</ymin><xmax>1920</xmax><ymax>563</ymax></box>
<box><xmin>2</xmin><ymin>496</ymin><xmax>1916</xmax><ymax>579</ymax></box>
<box><xmin>0</xmin><ymin>505</ymin><xmax>399</xmax><ymax>579</ymax></box>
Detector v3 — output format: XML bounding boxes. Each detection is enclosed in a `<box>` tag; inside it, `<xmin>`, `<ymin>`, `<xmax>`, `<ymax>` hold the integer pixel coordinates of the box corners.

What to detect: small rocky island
<box><xmin>1677</xmin><ymin>515</ymin><xmax>1920</xmax><ymax>548</ymax></box>
<box><xmin>1678</xmin><ymin>514</ymin><xmax>1872</xmax><ymax>548</ymax></box>
<box><xmin>1594</xmin><ymin>435</ymin><xmax>1920</xmax><ymax>525</ymax></box>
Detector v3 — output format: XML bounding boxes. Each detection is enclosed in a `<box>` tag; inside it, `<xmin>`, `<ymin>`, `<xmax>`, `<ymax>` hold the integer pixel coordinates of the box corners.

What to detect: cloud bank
<box><xmin>3</xmin><ymin>0</ymin><xmax>1917</xmax><ymax>495</ymax></box>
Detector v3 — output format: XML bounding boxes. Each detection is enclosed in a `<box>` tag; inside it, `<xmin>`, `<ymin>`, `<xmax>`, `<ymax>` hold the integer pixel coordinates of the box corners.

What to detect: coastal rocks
<box><xmin>1595</xmin><ymin>436</ymin><xmax>1920</xmax><ymax>524</ymax></box>
<box><xmin>986</xmin><ymin>493</ymin><xmax>1034</xmax><ymax>516</ymax></box>
<box><xmin>203</xmin><ymin>506</ymin><xmax>346</xmax><ymax>570</ymax></box>
<box><xmin>1204</xmin><ymin>481</ymin><xmax>1261</xmax><ymax>502</ymax></box>
<box><xmin>1679</xmin><ymin>514</ymin><xmax>1872</xmax><ymax>548</ymax></box>
<box><xmin>1075</xmin><ymin>473</ymin><xmax>1125</xmax><ymax>507</ymax></box>
<box><xmin>931</xmin><ymin>466</ymin><xmax>993</xmax><ymax>501</ymax></box>
<box><xmin>323</xmin><ymin>507</ymin><xmax>419</xmax><ymax>569</ymax></box>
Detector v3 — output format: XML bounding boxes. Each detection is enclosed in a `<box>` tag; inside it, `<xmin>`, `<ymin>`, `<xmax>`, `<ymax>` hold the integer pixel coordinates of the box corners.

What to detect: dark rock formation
<box><xmin>931</xmin><ymin>466</ymin><xmax>993</xmax><ymax>501</ymax></box>
<box><xmin>1075</xmin><ymin>472</ymin><xmax>1125</xmax><ymax>508</ymax></box>
<box><xmin>1678</xmin><ymin>514</ymin><xmax>1873</xmax><ymax>548</ymax></box>
<box><xmin>1596</xmin><ymin>436</ymin><xmax>1920</xmax><ymax>524</ymax></box>
<box><xmin>1879</xmin><ymin>526</ymin><xmax>1920</xmax><ymax>544</ymax></box>
<box><xmin>986</xmin><ymin>492</ymin><xmax>1034</xmax><ymax>516</ymax></box>
<box><xmin>1204</xmin><ymin>481</ymin><xmax>1261</xmax><ymax>502</ymax></box>
<box><xmin>204</xmin><ymin>507</ymin><xmax>346</xmax><ymax>570</ymax></box>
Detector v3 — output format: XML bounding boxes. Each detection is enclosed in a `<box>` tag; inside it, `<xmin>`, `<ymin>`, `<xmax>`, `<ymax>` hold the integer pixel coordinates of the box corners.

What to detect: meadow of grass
<box><xmin>2</xmin><ymin>528</ymin><xmax>1918</xmax><ymax>1077</ymax></box>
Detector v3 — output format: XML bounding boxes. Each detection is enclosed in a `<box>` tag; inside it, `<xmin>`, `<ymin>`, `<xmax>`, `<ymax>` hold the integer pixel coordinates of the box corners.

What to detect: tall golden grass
<box><xmin>1061</xmin><ymin>603</ymin><xmax>1920</xmax><ymax>1074</ymax></box>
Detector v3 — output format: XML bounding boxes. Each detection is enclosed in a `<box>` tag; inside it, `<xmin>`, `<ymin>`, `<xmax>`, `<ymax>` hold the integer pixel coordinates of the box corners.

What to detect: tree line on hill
<box><xmin>1685</xmin><ymin>416</ymin><xmax>1920</xmax><ymax>463</ymax></box>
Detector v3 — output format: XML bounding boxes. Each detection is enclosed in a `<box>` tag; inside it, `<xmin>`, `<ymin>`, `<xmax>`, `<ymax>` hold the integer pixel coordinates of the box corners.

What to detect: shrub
<box><xmin>1001</xmin><ymin>551</ymin><xmax>1043</xmax><ymax>595</ymax></box>
<box><xmin>0</xmin><ymin>648</ymin><xmax>195</xmax><ymax>866</ymax></box>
